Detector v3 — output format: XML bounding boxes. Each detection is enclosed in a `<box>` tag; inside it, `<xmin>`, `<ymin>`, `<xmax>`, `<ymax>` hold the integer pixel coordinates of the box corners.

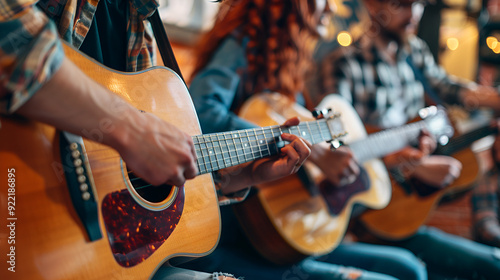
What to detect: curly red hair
<box><xmin>190</xmin><ymin>0</ymin><xmax>324</xmax><ymax>102</ymax></box>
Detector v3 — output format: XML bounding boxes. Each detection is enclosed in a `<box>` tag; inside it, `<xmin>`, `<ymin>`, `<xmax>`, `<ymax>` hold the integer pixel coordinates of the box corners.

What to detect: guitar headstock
<box><xmin>418</xmin><ymin>106</ymin><xmax>454</xmax><ymax>145</ymax></box>
<box><xmin>312</xmin><ymin>108</ymin><xmax>347</xmax><ymax>145</ymax></box>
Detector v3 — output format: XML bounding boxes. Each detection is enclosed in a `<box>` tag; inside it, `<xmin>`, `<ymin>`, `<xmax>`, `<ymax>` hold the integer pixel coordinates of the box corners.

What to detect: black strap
<box><xmin>148</xmin><ymin>10</ymin><xmax>185</xmax><ymax>83</ymax></box>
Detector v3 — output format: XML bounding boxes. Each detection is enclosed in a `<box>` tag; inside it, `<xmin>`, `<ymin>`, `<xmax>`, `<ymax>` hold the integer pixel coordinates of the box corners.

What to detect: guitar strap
<box><xmin>148</xmin><ymin>10</ymin><xmax>186</xmax><ymax>84</ymax></box>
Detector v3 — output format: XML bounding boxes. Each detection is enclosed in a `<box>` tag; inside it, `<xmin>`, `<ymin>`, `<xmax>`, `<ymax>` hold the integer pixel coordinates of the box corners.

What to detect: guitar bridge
<box><xmin>60</xmin><ymin>132</ymin><xmax>102</xmax><ymax>241</ymax></box>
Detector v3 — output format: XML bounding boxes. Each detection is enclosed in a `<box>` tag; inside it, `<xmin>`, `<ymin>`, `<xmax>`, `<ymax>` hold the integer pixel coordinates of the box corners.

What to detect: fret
<box><xmin>207</xmin><ymin>135</ymin><xmax>221</xmax><ymax>170</ymax></box>
<box><xmin>289</xmin><ymin>126</ymin><xmax>299</xmax><ymax>139</ymax></box>
<box><xmin>239</xmin><ymin>130</ymin><xmax>250</xmax><ymax>162</ymax></box>
<box><xmin>320</xmin><ymin>120</ymin><xmax>333</xmax><ymax>142</ymax></box>
<box><xmin>253</xmin><ymin>128</ymin><xmax>263</xmax><ymax>159</ymax></box>
<box><xmin>297</xmin><ymin>123</ymin><xmax>311</xmax><ymax>143</ymax></box>
<box><xmin>217</xmin><ymin>133</ymin><xmax>231</xmax><ymax>167</ymax></box>
<box><xmin>240</xmin><ymin>132</ymin><xmax>250</xmax><ymax>163</ymax></box>
<box><xmin>259</xmin><ymin>127</ymin><xmax>271</xmax><ymax>157</ymax></box>
<box><xmin>296</xmin><ymin>125</ymin><xmax>303</xmax><ymax>140</ymax></box>
<box><xmin>278</xmin><ymin>127</ymin><xmax>285</xmax><ymax>150</ymax></box>
<box><xmin>231</xmin><ymin>133</ymin><xmax>243</xmax><ymax>165</ymax></box>
<box><xmin>201</xmin><ymin>138</ymin><xmax>213</xmax><ymax>173</ymax></box>
<box><xmin>305</xmin><ymin>122</ymin><xmax>316</xmax><ymax>145</ymax></box>
<box><xmin>264</xmin><ymin>127</ymin><xmax>277</xmax><ymax>156</ymax></box>
<box><xmin>211</xmin><ymin>135</ymin><xmax>222</xmax><ymax>168</ymax></box>
<box><xmin>193</xmin><ymin>136</ymin><xmax>206</xmax><ymax>174</ymax></box>
<box><xmin>350</xmin><ymin>120</ymin><xmax>429</xmax><ymax>163</ymax></box>
<box><xmin>269</xmin><ymin>127</ymin><xmax>280</xmax><ymax>154</ymax></box>
<box><xmin>316</xmin><ymin>121</ymin><xmax>325</xmax><ymax>142</ymax></box>
<box><xmin>248</xmin><ymin>129</ymin><xmax>258</xmax><ymax>160</ymax></box>
<box><xmin>220</xmin><ymin>132</ymin><xmax>231</xmax><ymax>167</ymax></box>
<box><xmin>231</xmin><ymin>132</ymin><xmax>243</xmax><ymax>164</ymax></box>
<box><xmin>197</xmin><ymin>141</ymin><xmax>209</xmax><ymax>173</ymax></box>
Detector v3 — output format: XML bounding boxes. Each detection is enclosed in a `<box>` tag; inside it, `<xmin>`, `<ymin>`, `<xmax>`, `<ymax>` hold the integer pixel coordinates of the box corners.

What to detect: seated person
<box><xmin>315</xmin><ymin>0</ymin><xmax>500</xmax><ymax>278</ymax></box>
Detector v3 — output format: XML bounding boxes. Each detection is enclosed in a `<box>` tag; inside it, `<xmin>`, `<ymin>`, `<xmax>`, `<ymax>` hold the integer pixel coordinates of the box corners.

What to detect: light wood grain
<box><xmin>0</xmin><ymin>43</ymin><xmax>220</xmax><ymax>280</ymax></box>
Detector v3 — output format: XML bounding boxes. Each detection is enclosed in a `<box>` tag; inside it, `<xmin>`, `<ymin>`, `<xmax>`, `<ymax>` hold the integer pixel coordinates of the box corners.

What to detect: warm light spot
<box><xmin>447</xmin><ymin>37</ymin><xmax>459</xmax><ymax>51</ymax></box>
<box><xmin>494</xmin><ymin>43</ymin><xmax>500</xmax><ymax>54</ymax></box>
<box><xmin>492</xmin><ymin>41</ymin><xmax>499</xmax><ymax>50</ymax></box>
<box><xmin>337</xmin><ymin>31</ymin><xmax>352</xmax><ymax>47</ymax></box>
<box><xmin>487</xmin><ymin>36</ymin><xmax>498</xmax><ymax>49</ymax></box>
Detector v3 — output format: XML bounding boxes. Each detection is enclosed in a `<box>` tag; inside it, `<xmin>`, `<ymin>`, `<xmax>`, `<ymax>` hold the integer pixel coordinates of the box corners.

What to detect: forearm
<box><xmin>382</xmin><ymin>148</ymin><xmax>423</xmax><ymax>173</ymax></box>
<box><xmin>216</xmin><ymin>163</ymin><xmax>254</xmax><ymax>195</ymax></box>
<box><xmin>16</xmin><ymin>58</ymin><xmax>143</xmax><ymax>151</ymax></box>
<box><xmin>460</xmin><ymin>85</ymin><xmax>500</xmax><ymax>111</ymax></box>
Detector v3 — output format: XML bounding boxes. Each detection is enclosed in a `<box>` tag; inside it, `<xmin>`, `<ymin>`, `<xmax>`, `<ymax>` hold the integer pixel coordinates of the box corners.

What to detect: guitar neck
<box><xmin>193</xmin><ymin>119</ymin><xmax>336</xmax><ymax>175</ymax></box>
<box><xmin>435</xmin><ymin>124</ymin><xmax>498</xmax><ymax>156</ymax></box>
<box><xmin>349</xmin><ymin>121</ymin><xmax>427</xmax><ymax>163</ymax></box>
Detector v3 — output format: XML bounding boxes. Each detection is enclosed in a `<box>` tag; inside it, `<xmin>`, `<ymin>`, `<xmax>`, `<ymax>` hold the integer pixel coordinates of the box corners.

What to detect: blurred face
<box><xmin>366</xmin><ymin>0</ymin><xmax>425</xmax><ymax>41</ymax></box>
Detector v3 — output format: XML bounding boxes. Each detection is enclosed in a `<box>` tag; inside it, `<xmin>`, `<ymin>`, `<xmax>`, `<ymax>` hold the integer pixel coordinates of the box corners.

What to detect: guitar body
<box><xmin>358</xmin><ymin>126</ymin><xmax>480</xmax><ymax>241</ymax></box>
<box><xmin>0</xmin><ymin>44</ymin><xmax>220</xmax><ymax>279</ymax></box>
<box><xmin>232</xmin><ymin>93</ymin><xmax>391</xmax><ymax>264</ymax></box>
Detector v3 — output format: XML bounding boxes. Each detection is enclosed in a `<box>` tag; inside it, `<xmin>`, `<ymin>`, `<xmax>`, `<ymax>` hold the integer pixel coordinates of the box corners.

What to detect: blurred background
<box><xmin>157</xmin><ymin>0</ymin><xmax>500</xmax><ymax>240</ymax></box>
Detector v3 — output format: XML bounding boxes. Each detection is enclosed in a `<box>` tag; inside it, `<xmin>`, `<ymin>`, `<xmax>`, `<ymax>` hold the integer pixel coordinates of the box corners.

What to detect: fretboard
<box><xmin>349</xmin><ymin>121</ymin><xmax>428</xmax><ymax>163</ymax></box>
<box><xmin>435</xmin><ymin>124</ymin><xmax>498</xmax><ymax>156</ymax></box>
<box><xmin>193</xmin><ymin>119</ymin><xmax>339</xmax><ymax>175</ymax></box>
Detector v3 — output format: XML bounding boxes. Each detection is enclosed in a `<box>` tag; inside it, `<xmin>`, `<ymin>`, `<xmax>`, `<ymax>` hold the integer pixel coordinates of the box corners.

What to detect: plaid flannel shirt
<box><xmin>315</xmin><ymin>35</ymin><xmax>470</xmax><ymax>129</ymax></box>
<box><xmin>0</xmin><ymin>0</ymin><xmax>158</xmax><ymax>114</ymax></box>
<box><xmin>0</xmin><ymin>0</ymin><xmax>247</xmax><ymax>205</ymax></box>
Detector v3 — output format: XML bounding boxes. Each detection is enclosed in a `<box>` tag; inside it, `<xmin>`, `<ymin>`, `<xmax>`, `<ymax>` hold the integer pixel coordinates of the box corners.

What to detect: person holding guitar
<box><xmin>0</xmin><ymin>0</ymin><xmax>313</xmax><ymax>279</ymax></box>
<box><xmin>175</xmin><ymin>0</ymin><xmax>437</xmax><ymax>279</ymax></box>
<box><xmin>315</xmin><ymin>0</ymin><xmax>500</xmax><ymax>278</ymax></box>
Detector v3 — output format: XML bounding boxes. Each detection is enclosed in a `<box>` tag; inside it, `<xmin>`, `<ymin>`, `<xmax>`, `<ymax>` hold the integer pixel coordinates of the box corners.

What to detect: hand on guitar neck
<box><xmin>216</xmin><ymin>117</ymin><xmax>312</xmax><ymax>195</ymax></box>
<box><xmin>383</xmin><ymin>129</ymin><xmax>462</xmax><ymax>188</ymax></box>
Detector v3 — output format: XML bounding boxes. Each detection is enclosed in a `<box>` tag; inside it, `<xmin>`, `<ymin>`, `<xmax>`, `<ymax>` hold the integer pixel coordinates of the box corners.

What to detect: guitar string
<box><xmin>193</xmin><ymin>127</ymin><xmax>330</xmax><ymax>174</ymax></box>
<box><xmin>131</xmin><ymin>125</ymin><xmax>333</xmax><ymax>190</ymax></box>
<box><xmin>130</xmin><ymin>124</ymin><xmax>482</xmax><ymax>191</ymax></box>
<box><xmin>80</xmin><ymin>121</ymin><xmax>334</xmax><ymax>190</ymax></box>
<box><xmin>440</xmin><ymin>126</ymin><xmax>496</xmax><ymax>152</ymax></box>
<box><xmin>78</xmin><ymin>119</ymin><xmax>332</xmax><ymax>155</ymax></box>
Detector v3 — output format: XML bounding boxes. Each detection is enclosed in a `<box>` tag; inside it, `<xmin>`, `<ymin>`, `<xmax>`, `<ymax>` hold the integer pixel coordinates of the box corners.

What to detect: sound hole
<box><xmin>127</xmin><ymin>170</ymin><xmax>173</xmax><ymax>203</ymax></box>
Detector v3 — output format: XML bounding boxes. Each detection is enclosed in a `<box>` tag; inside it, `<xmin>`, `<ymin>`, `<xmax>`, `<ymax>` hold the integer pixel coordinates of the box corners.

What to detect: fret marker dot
<box><xmin>302</xmin><ymin>132</ymin><xmax>306</xmax><ymax>136</ymax></box>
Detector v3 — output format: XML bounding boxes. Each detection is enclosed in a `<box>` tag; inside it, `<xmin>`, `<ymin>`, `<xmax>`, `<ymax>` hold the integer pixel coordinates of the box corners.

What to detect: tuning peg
<box><xmin>312</xmin><ymin>108</ymin><xmax>334</xmax><ymax>119</ymax></box>
<box><xmin>329</xmin><ymin>139</ymin><xmax>344</xmax><ymax>150</ymax></box>
<box><xmin>418</xmin><ymin>106</ymin><xmax>438</xmax><ymax>119</ymax></box>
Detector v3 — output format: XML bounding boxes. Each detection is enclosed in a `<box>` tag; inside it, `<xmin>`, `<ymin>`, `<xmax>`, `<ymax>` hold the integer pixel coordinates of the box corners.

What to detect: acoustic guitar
<box><xmin>0</xmin><ymin>44</ymin><xmax>345</xmax><ymax>280</ymax></box>
<box><xmin>232</xmin><ymin>93</ymin><xmax>454</xmax><ymax>265</ymax></box>
<box><xmin>359</xmin><ymin>122</ymin><xmax>497</xmax><ymax>241</ymax></box>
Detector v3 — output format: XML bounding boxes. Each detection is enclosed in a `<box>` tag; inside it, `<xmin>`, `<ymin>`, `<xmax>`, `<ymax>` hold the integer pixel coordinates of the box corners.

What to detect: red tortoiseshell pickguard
<box><xmin>101</xmin><ymin>186</ymin><xmax>184</xmax><ymax>267</ymax></box>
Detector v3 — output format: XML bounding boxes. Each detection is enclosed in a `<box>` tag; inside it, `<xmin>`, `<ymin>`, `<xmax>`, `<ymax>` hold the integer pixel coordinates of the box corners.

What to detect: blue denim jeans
<box><xmin>392</xmin><ymin>226</ymin><xmax>500</xmax><ymax>280</ymax></box>
<box><xmin>176</xmin><ymin>206</ymin><xmax>428</xmax><ymax>280</ymax></box>
<box><xmin>177</xmin><ymin>241</ymin><xmax>424</xmax><ymax>280</ymax></box>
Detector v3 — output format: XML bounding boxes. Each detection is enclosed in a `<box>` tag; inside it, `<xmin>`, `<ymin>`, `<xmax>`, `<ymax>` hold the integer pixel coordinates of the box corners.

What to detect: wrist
<box><xmin>104</xmin><ymin>106</ymin><xmax>145</xmax><ymax>155</ymax></box>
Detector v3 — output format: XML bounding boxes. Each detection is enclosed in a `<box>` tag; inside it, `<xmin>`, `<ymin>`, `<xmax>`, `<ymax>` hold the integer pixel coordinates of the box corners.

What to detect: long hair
<box><xmin>190</xmin><ymin>0</ymin><xmax>324</xmax><ymax>101</ymax></box>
